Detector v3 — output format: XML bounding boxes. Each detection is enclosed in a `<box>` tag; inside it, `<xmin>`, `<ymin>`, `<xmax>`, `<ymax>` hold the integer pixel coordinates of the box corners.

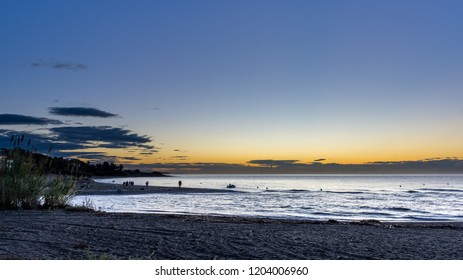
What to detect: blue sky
<box><xmin>1</xmin><ymin>0</ymin><xmax>463</xmax><ymax>173</ymax></box>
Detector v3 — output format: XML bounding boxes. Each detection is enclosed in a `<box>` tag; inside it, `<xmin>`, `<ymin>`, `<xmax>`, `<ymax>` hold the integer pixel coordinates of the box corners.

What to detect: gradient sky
<box><xmin>1</xmin><ymin>0</ymin><xmax>463</xmax><ymax>173</ymax></box>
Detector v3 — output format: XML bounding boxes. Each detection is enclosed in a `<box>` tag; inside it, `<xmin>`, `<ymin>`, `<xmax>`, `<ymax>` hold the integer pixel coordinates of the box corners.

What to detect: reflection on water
<box><xmin>72</xmin><ymin>174</ymin><xmax>463</xmax><ymax>221</ymax></box>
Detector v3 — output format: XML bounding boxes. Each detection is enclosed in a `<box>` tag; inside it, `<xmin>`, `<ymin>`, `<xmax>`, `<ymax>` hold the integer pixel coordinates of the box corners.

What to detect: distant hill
<box><xmin>0</xmin><ymin>148</ymin><xmax>166</xmax><ymax>178</ymax></box>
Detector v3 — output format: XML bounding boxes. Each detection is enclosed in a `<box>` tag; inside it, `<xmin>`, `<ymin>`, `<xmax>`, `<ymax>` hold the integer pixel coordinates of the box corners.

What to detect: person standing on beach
<box><xmin>178</xmin><ymin>180</ymin><xmax>182</xmax><ymax>188</ymax></box>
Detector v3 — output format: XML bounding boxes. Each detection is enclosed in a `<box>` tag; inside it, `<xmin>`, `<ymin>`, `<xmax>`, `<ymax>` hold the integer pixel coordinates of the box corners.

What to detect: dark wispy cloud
<box><xmin>0</xmin><ymin>125</ymin><xmax>155</xmax><ymax>163</ymax></box>
<box><xmin>49</xmin><ymin>126</ymin><xmax>153</xmax><ymax>150</ymax></box>
<box><xmin>314</xmin><ymin>158</ymin><xmax>326</xmax><ymax>162</ymax></box>
<box><xmin>126</xmin><ymin>159</ymin><xmax>463</xmax><ymax>174</ymax></box>
<box><xmin>55</xmin><ymin>151</ymin><xmax>118</xmax><ymax>162</ymax></box>
<box><xmin>0</xmin><ymin>114</ymin><xmax>62</xmax><ymax>125</ymax></box>
<box><xmin>30</xmin><ymin>61</ymin><xmax>88</xmax><ymax>70</ymax></box>
<box><xmin>49</xmin><ymin>107</ymin><xmax>118</xmax><ymax>118</ymax></box>
<box><xmin>124</xmin><ymin>162</ymin><xmax>253</xmax><ymax>174</ymax></box>
<box><xmin>172</xmin><ymin>155</ymin><xmax>189</xmax><ymax>160</ymax></box>
<box><xmin>0</xmin><ymin>130</ymin><xmax>87</xmax><ymax>152</ymax></box>
<box><xmin>119</xmin><ymin>156</ymin><xmax>141</xmax><ymax>161</ymax></box>
<box><xmin>248</xmin><ymin>159</ymin><xmax>301</xmax><ymax>168</ymax></box>
<box><xmin>55</xmin><ymin>151</ymin><xmax>108</xmax><ymax>159</ymax></box>
<box><xmin>140</xmin><ymin>150</ymin><xmax>159</xmax><ymax>155</ymax></box>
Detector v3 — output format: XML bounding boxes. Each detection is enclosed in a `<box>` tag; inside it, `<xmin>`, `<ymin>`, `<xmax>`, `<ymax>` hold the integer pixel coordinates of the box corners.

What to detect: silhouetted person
<box><xmin>145</xmin><ymin>181</ymin><xmax>149</xmax><ymax>187</ymax></box>
<box><xmin>178</xmin><ymin>180</ymin><xmax>182</xmax><ymax>188</ymax></box>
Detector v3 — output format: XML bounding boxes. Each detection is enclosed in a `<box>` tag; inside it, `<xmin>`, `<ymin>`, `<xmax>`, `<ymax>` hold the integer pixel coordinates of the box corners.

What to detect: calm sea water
<box><xmin>72</xmin><ymin>174</ymin><xmax>463</xmax><ymax>222</ymax></box>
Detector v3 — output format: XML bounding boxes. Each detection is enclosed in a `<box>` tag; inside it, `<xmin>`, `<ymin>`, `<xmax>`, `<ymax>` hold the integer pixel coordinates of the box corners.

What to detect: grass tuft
<box><xmin>0</xmin><ymin>136</ymin><xmax>76</xmax><ymax>210</ymax></box>
<box><xmin>65</xmin><ymin>198</ymin><xmax>95</xmax><ymax>212</ymax></box>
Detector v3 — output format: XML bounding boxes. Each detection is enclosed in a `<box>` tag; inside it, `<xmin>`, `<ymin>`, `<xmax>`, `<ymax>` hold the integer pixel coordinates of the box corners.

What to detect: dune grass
<box><xmin>0</xmin><ymin>136</ymin><xmax>76</xmax><ymax>210</ymax></box>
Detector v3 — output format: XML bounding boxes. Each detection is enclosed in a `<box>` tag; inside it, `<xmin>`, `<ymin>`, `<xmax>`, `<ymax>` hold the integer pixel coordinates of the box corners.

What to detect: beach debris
<box><xmin>226</xmin><ymin>184</ymin><xmax>236</xmax><ymax>189</ymax></box>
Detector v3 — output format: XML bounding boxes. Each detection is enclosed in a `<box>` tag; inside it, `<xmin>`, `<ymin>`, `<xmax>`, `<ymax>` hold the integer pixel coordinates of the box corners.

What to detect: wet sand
<box><xmin>1</xmin><ymin>210</ymin><xmax>463</xmax><ymax>260</ymax></box>
<box><xmin>75</xmin><ymin>178</ymin><xmax>238</xmax><ymax>195</ymax></box>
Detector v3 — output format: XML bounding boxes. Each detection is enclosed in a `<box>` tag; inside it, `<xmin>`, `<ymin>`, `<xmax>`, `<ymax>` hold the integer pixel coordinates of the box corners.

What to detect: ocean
<box><xmin>72</xmin><ymin>174</ymin><xmax>463</xmax><ymax>222</ymax></box>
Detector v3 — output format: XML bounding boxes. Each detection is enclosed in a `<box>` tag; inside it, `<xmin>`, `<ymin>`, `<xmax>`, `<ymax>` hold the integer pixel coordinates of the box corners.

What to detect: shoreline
<box><xmin>1</xmin><ymin>209</ymin><xmax>462</xmax><ymax>260</ymax></box>
<box><xmin>74</xmin><ymin>178</ymin><xmax>463</xmax><ymax>223</ymax></box>
<box><xmin>75</xmin><ymin>178</ymin><xmax>240</xmax><ymax>195</ymax></box>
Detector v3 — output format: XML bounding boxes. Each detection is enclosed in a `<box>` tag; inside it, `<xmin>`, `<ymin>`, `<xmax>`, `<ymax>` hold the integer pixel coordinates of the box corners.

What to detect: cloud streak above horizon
<box><xmin>247</xmin><ymin>159</ymin><xmax>301</xmax><ymax>168</ymax></box>
<box><xmin>49</xmin><ymin>107</ymin><xmax>118</xmax><ymax>118</ymax></box>
<box><xmin>49</xmin><ymin>126</ymin><xmax>153</xmax><ymax>150</ymax></box>
<box><xmin>127</xmin><ymin>158</ymin><xmax>463</xmax><ymax>174</ymax></box>
<box><xmin>0</xmin><ymin>125</ymin><xmax>156</xmax><ymax>162</ymax></box>
<box><xmin>0</xmin><ymin>114</ymin><xmax>62</xmax><ymax>125</ymax></box>
<box><xmin>29</xmin><ymin>61</ymin><xmax>88</xmax><ymax>70</ymax></box>
<box><xmin>0</xmin><ymin>101</ymin><xmax>158</xmax><ymax>163</ymax></box>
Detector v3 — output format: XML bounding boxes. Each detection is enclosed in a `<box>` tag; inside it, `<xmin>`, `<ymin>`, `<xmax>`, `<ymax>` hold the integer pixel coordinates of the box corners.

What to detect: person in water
<box><xmin>178</xmin><ymin>180</ymin><xmax>182</xmax><ymax>188</ymax></box>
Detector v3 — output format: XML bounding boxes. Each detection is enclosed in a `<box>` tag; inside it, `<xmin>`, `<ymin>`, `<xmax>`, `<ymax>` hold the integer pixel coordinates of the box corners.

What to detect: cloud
<box><xmin>0</xmin><ymin>114</ymin><xmax>62</xmax><ymax>125</ymax></box>
<box><xmin>55</xmin><ymin>151</ymin><xmax>118</xmax><ymax>162</ymax></box>
<box><xmin>0</xmin><ymin>130</ymin><xmax>87</xmax><ymax>152</ymax></box>
<box><xmin>119</xmin><ymin>156</ymin><xmax>141</xmax><ymax>161</ymax></box>
<box><xmin>49</xmin><ymin>107</ymin><xmax>118</xmax><ymax>118</ymax></box>
<box><xmin>124</xmin><ymin>162</ymin><xmax>253</xmax><ymax>173</ymax></box>
<box><xmin>49</xmin><ymin>126</ymin><xmax>153</xmax><ymax>150</ymax></box>
<box><xmin>127</xmin><ymin>158</ymin><xmax>463</xmax><ymax>174</ymax></box>
<box><xmin>140</xmin><ymin>150</ymin><xmax>159</xmax><ymax>155</ymax></box>
<box><xmin>52</xmin><ymin>62</ymin><xmax>88</xmax><ymax>70</ymax></box>
<box><xmin>30</xmin><ymin>61</ymin><xmax>88</xmax><ymax>70</ymax></box>
<box><xmin>0</xmin><ymin>125</ymin><xmax>155</xmax><ymax>163</ymax></box>
<box><xmin>55</xmin><ymin>151</ymin><xmax>108</xmax><ymax>159</ymax></box>
<box><xmin>247</xmin><ymin>159</ymin><xmax>301</xmax><ymax>168</ymax></box>
<box><xmin>172</xmin><ymin>155</ymin><xmax>189</xmax><ymax>160</ymax></box>
<box><xmin>314</xmin><ymin>158</ymin><xmax>326</xmax><ymax>162</ymax></box>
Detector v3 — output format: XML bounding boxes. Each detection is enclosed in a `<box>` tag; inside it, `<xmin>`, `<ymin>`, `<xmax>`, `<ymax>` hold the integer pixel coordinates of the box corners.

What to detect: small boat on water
<box><xmin>226</xmin><ymin>184</ymin><xmax>236</xmax><ymax>189</ymax></box>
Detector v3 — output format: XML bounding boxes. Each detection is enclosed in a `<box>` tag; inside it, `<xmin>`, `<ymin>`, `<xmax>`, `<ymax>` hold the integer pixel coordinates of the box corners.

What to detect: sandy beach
<box><xmin>75</xmin><ymin>178</ymin><xmax>238</xmax><ymax>195</ymax></box>
<box><xmin>1</xmin><ymin>209</ymin><xmax>462</xmax><ymax>260</ymax></box>
<box><xmin>0</xmin><ymin>179</ymin><xmax>462</xmax><ymax>260</ymax></box>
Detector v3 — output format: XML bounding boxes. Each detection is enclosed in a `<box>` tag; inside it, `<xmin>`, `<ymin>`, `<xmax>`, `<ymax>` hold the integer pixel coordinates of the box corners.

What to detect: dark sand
<box><xmin>1</xmin><ymin>179</ymin><xmax>462</xmax><ymax>260</ymax></box>
<box><xmin>1</xmin><ymin>210</ymin><xmax>463</xmax><ymax>260</ymax></box>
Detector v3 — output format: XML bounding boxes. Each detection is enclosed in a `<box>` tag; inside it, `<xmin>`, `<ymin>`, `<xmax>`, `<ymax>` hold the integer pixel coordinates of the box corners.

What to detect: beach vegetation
<box><xmin>0</xmin><ymin>136</ymin><xmax>76</xmax><ymax>210</ymax></box>
<box><xmin>65</xmin><ymin>198</ymin><xmax>96</xmax><ymax>212</ymax></box>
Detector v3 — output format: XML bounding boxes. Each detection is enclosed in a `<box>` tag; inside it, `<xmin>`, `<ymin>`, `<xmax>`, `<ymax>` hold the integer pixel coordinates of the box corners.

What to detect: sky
<box><xmin>1</xmin><ymin>0</ymin><xmax>463</xmax><ymax>173</ymax></box>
